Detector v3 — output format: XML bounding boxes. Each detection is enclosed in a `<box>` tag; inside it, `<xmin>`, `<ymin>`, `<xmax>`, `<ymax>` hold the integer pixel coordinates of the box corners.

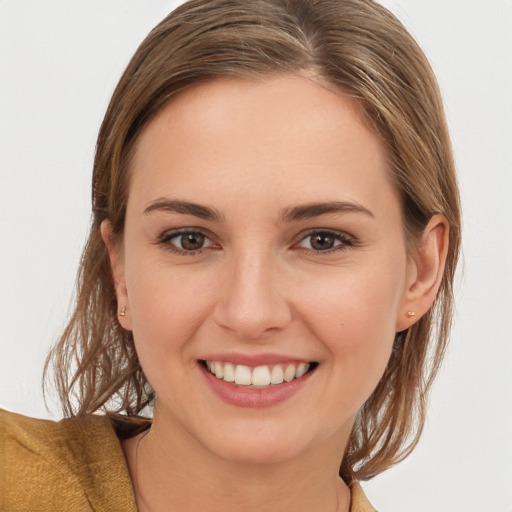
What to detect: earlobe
<box><xmin>396</xmin><ymin>214</ymin><xmax>449</xmax><ymax>332</ymax></box>
<box><xmin>100</xmin><ymin>220</ymin><xmax>132</xmax><ymax>330</ymax></box>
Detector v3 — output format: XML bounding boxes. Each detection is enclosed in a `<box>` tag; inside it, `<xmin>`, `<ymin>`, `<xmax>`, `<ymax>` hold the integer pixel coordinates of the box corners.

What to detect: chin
<box><xmin>195</xmin><ymin>415</ymin><xmax>329</xmax><ymax>467</ymax></box>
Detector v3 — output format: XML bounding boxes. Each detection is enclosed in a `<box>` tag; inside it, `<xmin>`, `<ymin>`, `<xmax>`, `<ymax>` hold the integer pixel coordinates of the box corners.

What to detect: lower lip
<box><xmin>200</xmin><ymin>364</ymin><xmax>314</xmax><ymax>408</ymax></box>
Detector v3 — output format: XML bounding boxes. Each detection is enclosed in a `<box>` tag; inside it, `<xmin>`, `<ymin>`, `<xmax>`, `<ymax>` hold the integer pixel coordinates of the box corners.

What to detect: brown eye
<box><xmin>297</xmin><ymin>230</ymin><xmax>354</xmax><ymax>253</ymax></box>
<box><xmin>160</xmin><ymin>230</ymin><xmax>215</xmax><ymax>253</ymax></box>
<box><xmin>178</xmin><ymin>232</ymin><xmax>205</xmax><ymax>251</ymax></box>
<box><xmin>309</xmin><ymin>233</ymin><xmax>335</xmax><ymax>251</ymax></box>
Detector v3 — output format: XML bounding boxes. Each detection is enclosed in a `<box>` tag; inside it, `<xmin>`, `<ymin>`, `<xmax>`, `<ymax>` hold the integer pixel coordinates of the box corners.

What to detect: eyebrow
<box><xmin>143</xmin><ymin>198</ymin><xmax>224</xmax><ymax>222</ymax></box>
<box><xmin>280</xmin><ymin>201</ymin><xmax>374</xmax><ymax>222</ymax></box>
<box><xmin>143</xmin><ymin>198</ymin><xmax>373</xmax><ymax>223</ymax></box>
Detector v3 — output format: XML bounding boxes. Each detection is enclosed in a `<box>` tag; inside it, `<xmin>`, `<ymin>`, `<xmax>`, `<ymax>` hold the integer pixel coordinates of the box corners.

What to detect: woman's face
<box><xmin>110</xmin><ymin>75</ymin><xmax>417</xmax><ymax>465</ymax></box>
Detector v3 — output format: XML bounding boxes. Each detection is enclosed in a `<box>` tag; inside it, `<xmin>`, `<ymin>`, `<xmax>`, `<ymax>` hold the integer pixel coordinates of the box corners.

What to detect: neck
<box><xmin>124</xmin><ymin>405</ymin><xmax>352</xmax><ymax>512</ymax></box>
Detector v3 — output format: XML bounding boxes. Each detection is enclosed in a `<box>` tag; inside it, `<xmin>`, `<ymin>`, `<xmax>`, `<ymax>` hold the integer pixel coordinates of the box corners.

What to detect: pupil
<box><xmin>311</xmin><ymin>234</ymin><xmax>334</xmax><ymax>250</ymax></box>
<box><xmin>181</xmin><ymin>233</ymin><xmax>204</xmax><ymax>250</ymax></box>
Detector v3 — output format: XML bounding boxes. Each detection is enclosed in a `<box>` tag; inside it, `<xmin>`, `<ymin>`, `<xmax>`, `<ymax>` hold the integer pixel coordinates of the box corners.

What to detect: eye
<box><xmin>159</xmin><ymin>230</ymin><xmax>216</xmax><ymax>254</ymax></box>
<box><xmin>297</xmin><ymin>230</ymin><xmax>354</xmax><ymax>253</ymax></box>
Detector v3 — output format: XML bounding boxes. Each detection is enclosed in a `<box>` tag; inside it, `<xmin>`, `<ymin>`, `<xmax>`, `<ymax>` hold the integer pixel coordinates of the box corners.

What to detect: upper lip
<box><xmin>200</xmin><ymin>352</ymin><xmax>313</xmax><ymax>367</ymax></box>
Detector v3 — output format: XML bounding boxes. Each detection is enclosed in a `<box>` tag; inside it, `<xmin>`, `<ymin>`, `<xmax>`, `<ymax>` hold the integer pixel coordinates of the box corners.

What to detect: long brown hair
<box><xmin>44</xmin><ymin>0</ymin><xmax>461</xmax><ymax>482</ymax></box>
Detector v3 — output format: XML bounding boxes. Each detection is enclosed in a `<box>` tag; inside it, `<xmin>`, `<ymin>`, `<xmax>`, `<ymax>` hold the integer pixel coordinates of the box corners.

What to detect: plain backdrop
<box><xmin>1</xmin><ymin>1</ymin><xmax>511</xmax><ymax>511</ymax></box>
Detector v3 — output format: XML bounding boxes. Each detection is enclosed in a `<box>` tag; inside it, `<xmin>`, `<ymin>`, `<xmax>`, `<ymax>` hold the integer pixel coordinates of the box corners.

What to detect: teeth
<box><xmin>205</xmin><ymin>361</ymin><xmax>311</xmax><ymax>387</ymax></box>
<box><xmin>252</xmin><ymin>365</ymin><xmax>271</xmax><ymax>386</ymax></box>
<box><xmin>270</xmin><ymin>365</ymin><xmax>284</xmax><ymax>385</ymax></box>
<box><xmin>223</xmin><ymin>362</ymin><xmax>235</xmax><ymax>382</ymax></box>
<box><xmin>283</xmin><ymin>364</ymin><xmax>296</xmax><ymax>382</ymax></box>
<box><xmin>234</xmin><ymin>365</ymin><xmax>252</xmax><ymax>385</ymax></box>
<box><xmin>296</xmin><ymin>362</ymin><xmax>308</xmax><ymax>378</ymax></box>
<box><xmin>214</xmin><ymin>361</ymin><xmax>223</xmax><ymax>379</ymax></box>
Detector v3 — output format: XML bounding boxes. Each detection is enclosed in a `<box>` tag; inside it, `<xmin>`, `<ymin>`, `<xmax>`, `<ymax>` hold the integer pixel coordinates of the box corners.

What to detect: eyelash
<box><xmin>157</xmin><ymin>228</ymin><xmax>356</xmax><ymax>256</ymax></box>
<box><xmin>295</xmin><ymin>229</ymin><xmax>356</xmax><ymax>255</ymax></box>
<box><xmin>157</xmin><ymin>229</ymin><xmax>218</xmax><ymax>255</ymax></box>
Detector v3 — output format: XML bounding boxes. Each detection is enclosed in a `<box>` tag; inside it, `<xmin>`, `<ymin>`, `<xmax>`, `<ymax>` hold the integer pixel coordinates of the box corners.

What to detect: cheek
<box><xmin>295</xmin><ymin>261</ymin><xmax>405</xmax><ymax>395</ymax></box>
<box><xmin>124</xmin><ymin>264</ymin><xmax>217</xmax><ymax>401</ymax></box>
<box><xmin>298</xmin><ymin>261</ymin><xmax>404</xmax><ymax>336</ymax></box>
<box><xmin>124</xmin><ymin>255</ymin><xmax>214</xmax><ymax>358</ymax></box>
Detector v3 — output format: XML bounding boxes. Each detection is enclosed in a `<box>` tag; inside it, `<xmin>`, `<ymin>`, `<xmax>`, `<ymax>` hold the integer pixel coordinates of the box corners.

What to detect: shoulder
<box><xmin>0</xmin><ymin>409</ymin><xmax>137</xmax><ymax>512</ymax></box>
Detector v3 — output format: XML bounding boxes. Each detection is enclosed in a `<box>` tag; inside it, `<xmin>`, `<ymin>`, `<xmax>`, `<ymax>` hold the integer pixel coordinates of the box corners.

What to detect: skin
<box><xmin>102</xmin><ymin>75</ymin><xmax>448</xmax><ymax>512</ymax></box>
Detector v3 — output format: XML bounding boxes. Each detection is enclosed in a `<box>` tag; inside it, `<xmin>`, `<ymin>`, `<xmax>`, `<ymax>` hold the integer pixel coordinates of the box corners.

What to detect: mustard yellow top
<box><xmin>0</xmin><ymin>409</ymin><xmax>376</xmax><ymax>511</ymax></box>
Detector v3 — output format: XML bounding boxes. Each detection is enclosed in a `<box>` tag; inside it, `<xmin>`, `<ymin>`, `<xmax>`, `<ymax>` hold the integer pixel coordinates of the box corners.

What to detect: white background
<box><xmin>1</xmin><ymin>1</ymin><xmax>511</xmax><ymax>511</ymax></box>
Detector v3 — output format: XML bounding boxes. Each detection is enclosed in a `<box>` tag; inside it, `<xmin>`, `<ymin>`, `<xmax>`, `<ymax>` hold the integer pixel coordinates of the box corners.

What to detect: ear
<box><xmin>396</xmin><ymin>214</ymin><xmax>449</xmax><ymax>332</ymax></box>
<box><xmin>100</xmin><ymin>220</ymin><xmax>132</xmax><ymax>331</ymax></box>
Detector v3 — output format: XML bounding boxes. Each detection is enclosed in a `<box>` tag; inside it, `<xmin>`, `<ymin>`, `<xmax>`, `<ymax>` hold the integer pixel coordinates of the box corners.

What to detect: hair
<box><xmin>44</xmin><ymin>0</ymin><xmax>461</xmax><ymax>482</ymax></box>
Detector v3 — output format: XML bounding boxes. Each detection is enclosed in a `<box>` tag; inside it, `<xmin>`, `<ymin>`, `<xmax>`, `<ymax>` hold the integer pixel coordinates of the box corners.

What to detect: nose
<box><xmin>213</xmin><ymin>249</ymin><xmax>293</xmax><ymax>340</ymax></box>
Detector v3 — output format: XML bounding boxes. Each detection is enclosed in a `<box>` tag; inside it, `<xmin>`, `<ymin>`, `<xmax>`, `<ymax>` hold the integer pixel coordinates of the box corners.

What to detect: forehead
<box><xmin>128</xmin><ymin>74</ymin><xmax>398</xmax><ymax>218</ymax></box>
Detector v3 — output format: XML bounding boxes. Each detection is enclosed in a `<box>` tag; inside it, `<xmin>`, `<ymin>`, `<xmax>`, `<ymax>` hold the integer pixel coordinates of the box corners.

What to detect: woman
<box><xmin>0</xmin><ymin>0</ymin><xmax>460</xmax><ymax>510</ymax></box>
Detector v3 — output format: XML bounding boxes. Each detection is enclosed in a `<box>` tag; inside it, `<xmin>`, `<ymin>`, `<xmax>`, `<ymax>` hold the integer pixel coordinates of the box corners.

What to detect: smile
<box><xmin>203</xmin><ymin>360</ymin><xmax>316</xmax><ymax>388</ymax></box>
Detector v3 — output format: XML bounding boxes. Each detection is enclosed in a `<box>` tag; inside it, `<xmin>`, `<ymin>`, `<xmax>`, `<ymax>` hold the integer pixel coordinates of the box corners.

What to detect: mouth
<box><xmin>200</xmin><ymin>360</ymin><xmax>318</xmax><ymax>389</ymax></box>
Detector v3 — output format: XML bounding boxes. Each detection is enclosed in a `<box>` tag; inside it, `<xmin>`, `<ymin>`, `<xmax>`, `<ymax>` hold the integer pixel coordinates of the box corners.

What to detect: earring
<box><xmin>118</xmin><ymin>306</ymin><xmax>127</xmax><ymax>317</ymax></box>
<box><xmin>406</xmin><ymin>311</ymin><xmax>416</xmax><ymax>318</ymax></box>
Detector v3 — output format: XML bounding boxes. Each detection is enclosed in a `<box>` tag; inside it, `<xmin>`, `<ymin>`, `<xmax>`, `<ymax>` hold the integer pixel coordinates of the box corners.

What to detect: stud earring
<box><xmin>118</xmin><ymin>306</ymin><xmax>127</xmax><ymax>317</ymax></box>
<box><xmin>406</xmin><ymin>311</ymin><xmax>416</xmax><ymax>318</ymax></box>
